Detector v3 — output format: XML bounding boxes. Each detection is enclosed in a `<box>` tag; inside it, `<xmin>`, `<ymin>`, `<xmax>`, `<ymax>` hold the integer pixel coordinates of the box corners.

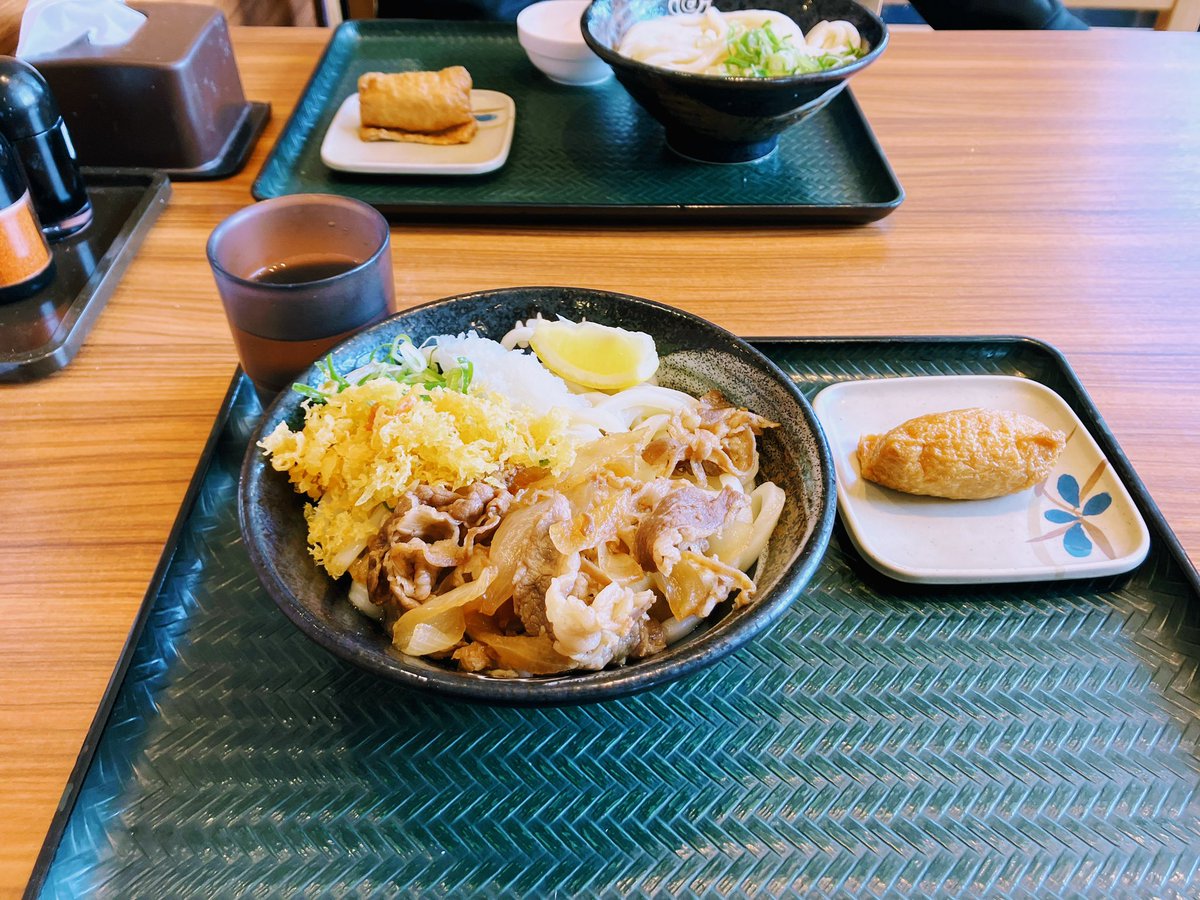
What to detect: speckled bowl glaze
<box><xmin>582</xmin><ymin>0</ymin><xmax>887</xmax><ymax>163</ymax></box>
<box><xmin>239</xmin><ymin>287</ymin><xmax>834</xmax><ymax>705</ymax></box>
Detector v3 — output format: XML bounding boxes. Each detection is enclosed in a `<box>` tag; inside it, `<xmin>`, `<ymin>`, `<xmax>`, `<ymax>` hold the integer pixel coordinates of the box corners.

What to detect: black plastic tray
<box><xmin>26</xmin><ymin>338</ymin><xmax>1200</xmax><ymax>899</ymax></box>
<box><xmin>0</xmin><ymin>168</ymin><xmax>171</xmax><ymax>381</ymax></box>
<box><xmin>252</xmin><ymin>21</ymin><xmax>903</xmax><ymax>223</ymax></box>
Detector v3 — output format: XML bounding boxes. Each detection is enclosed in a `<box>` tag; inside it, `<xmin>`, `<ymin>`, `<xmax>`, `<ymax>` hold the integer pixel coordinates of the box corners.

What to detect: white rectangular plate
<box><xmin>812</xmin><ymin>375</ymin><xmax>1151</xmax><ymax>585</ymax></box>
<box><xmin>320</xmin><ymin>90</ymin><xmax>516</xmax><ymax>176</ymax></box>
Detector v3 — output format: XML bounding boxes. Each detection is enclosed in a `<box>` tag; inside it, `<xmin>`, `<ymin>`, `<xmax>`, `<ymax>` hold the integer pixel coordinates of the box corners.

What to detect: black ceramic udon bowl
<box><xmin>239</xmin><ymin>287</ymin><xmax>835</xmax><ymax>706</ymax></box>
<box><xmin>582</xmin><ymin>0</ymin><xmax>887</xmax><ymax>163</ymax></box>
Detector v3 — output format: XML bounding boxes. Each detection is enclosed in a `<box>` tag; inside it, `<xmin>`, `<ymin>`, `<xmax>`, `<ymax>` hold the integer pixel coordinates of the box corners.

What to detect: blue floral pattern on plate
<box><xmin>1031</xmin><ymin>460</ymin><xmax>1116</xmax><ymax>559</ymax></box>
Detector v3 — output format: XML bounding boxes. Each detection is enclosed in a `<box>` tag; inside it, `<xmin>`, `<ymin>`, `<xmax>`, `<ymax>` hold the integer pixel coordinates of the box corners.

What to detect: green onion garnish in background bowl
<box><xmin>723</xmin><ymin>23</ymin><xmax>867</xmax><ymax>78</ymax></box>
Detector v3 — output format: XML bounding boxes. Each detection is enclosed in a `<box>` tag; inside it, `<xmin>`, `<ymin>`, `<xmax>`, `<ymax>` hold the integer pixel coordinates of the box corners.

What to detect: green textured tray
<box><xmin>251</xmin><ymin>21</ymin><xmax>903</xmax><ymax>223</ymax></box>
<box><xmin>28</xmin><ymin>338</ymin><xmax>1200</xmax><ymax>899</ymax></box>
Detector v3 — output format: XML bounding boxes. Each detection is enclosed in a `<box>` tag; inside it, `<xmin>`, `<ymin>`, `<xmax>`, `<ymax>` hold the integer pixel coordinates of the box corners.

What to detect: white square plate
<box><xmin>812</xmin><ymin>375</ymin><xmax>1150</xmax><ymax>584</ymax></box>
<box><xmin>320</xmin><ymin>90</ymin><xmax>516</xmax><ymax>176</ymax></box>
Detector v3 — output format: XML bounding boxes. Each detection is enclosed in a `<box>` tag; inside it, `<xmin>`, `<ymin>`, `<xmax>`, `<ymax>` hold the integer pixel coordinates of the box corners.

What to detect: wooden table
<box><xmin>2</xmin><ymin>25</ymin><xmax>1198</xmax><ymax>895</ymax></box>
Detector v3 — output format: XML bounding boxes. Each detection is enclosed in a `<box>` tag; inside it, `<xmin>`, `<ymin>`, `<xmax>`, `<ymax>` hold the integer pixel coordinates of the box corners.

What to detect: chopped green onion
<box><xmin>723</xmin><ymin>24</ymin><xmax>862</xmax><ymax>77</ymax></box>
<box><xmin>387</xmin><ymin>334</ymin><xmax>412</xmax><ymax>365</ymax></box>
<box><xmin>444</xmin><ymin>356</ymin><xmax>474</xmax><ymax>394</ymax></box>
<box><xmin>292</xmin><ymin>383</ymin><xmax>328</xmax><ymax>403</ymax></box>
<box><xmin>305</xmin><ymin>338</ymin><xmax>477</xmax><ymax>400</ymax></box>
<box><xmin>321</xmin><ymin>354</ymin><xmax>350</xmax><ymax>392</ymax></box>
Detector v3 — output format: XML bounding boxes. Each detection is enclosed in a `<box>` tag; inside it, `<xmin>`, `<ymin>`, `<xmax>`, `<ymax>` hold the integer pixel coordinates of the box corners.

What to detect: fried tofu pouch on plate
<box><xmin>857</xmin><ymin>407</ymin><xmax>1067</xmax><ymax>500</ymax></box>
<box><xmin>358</xmin><ymin>67</ymin><xmax>478</xmax><ymax>145</ymax></box>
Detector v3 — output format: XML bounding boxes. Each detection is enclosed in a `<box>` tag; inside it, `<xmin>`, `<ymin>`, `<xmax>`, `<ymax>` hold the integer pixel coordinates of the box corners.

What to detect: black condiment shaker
<box><xmin>0</xmin><ymin>132</ymin><xmax>54</xmax><ymax>302</ymax></box>
<box><xmin>0</xmin><ymin>56</ymin><xmax>92</xmax><ymax>240</ymax></box>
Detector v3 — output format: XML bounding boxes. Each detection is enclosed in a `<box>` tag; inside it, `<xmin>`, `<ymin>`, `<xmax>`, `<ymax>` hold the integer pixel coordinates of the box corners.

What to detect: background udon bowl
<box><xmin>582</xmin><ymin>0</ymin><xmax>887</xmax><ymax>163</ymax></box>
<box><xmin>239</xmin><ymin>286</ymin><xmax>835</xmax><ymax>705</ymax></box>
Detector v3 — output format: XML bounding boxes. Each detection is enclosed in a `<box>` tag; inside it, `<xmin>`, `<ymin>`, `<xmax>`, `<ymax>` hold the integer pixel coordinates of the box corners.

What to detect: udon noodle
<box><xmin>617</xmin><ymin>8</ymin><xmax>867</xmax><ymax>77</ymax></box>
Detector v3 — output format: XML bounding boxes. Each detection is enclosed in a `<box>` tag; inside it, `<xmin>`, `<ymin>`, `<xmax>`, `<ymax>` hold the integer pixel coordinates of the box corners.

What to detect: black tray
<box><xmin>26</xmin><ymin>339</ymin><xmax>1200</xmax><ymax>899</ymax></box>
<box><xmin>252</xmin><ymin>21</ymin><xmax>903</xmax><ymax>223</ymax></box>
<box><xmin>0</xmin><ymin>169</ymin><xmax>171</xmax><ymax>381</ymax></box>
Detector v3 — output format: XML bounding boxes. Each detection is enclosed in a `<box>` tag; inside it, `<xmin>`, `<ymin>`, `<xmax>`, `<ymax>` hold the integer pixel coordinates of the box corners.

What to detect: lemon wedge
<box><xmin>528</xmin><ymin>319</ymin><xmax>659</xmax><ymax>390</ymax></box>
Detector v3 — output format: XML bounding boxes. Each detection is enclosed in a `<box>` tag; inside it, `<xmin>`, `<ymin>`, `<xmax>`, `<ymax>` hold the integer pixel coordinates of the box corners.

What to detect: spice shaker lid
<box><xmin>0</xmin><ymin>132</ymin><xmax>29</xmax><ymax>205</ymax></box>
<box><xmin>0</xmin><ymin>56</ymin><xmax>61</xmax><ymax>141</ymax></box>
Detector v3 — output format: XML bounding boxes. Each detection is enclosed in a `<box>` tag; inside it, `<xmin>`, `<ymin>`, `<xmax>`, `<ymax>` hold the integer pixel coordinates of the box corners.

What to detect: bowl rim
<box><xmin>580</xmin><ymin>0</ymin><xmax>889</xmax><ymax>89</ymax></box>
<box><xmin>239</xmin><ymin>286</ymin><xmax>837</xmax><ymax>706</ymax></box>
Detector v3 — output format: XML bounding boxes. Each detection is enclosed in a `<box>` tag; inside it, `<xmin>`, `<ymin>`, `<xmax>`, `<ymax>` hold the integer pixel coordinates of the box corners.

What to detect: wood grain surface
<box><xmin>2</xmin><ymin>25</ymin><xmax>1198</xmax><ymax>895</ymax></box>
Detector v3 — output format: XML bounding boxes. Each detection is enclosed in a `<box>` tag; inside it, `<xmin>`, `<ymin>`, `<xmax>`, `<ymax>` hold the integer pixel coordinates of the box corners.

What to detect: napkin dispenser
<box><xmin>25</xmin><ymin>2</ymin><xmax>263</xmax><ymax>175</ymax></box>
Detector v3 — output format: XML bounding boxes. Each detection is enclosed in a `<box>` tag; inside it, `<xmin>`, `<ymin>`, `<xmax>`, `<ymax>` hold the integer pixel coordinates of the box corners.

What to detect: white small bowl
<box><xmin>516</xmin><ymin>0</ymin><xmax>613</xmax><ymax>87</ymax></box>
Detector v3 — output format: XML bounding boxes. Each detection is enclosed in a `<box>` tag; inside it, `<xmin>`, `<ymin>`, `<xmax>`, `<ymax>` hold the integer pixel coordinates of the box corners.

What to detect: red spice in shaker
<box><xmin>0</xmin><ymin>132</ymin><xmax>53</xmax><ymax>302</ymax></box>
